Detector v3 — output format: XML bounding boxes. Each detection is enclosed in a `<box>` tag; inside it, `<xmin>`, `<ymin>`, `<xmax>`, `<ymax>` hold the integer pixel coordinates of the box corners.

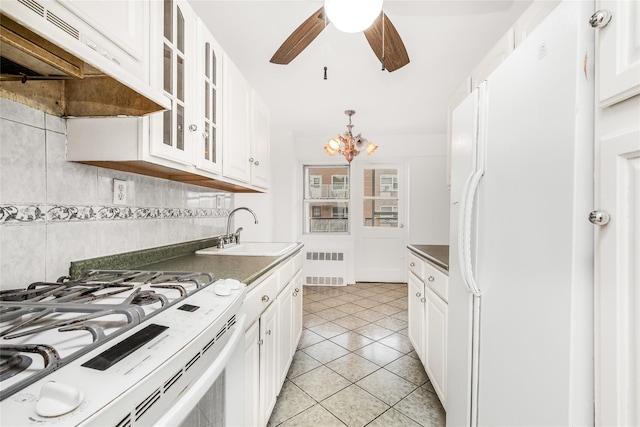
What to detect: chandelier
<box><xmin>324</xmin><ymin>110</ymin><xmax>378</xmax><ymax>163</ymax></box>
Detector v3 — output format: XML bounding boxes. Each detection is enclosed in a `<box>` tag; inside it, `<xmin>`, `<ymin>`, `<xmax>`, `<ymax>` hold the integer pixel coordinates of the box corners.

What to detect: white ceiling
<box><xmin>188</xmin><ymin>0</ymin><xmax>533</xmax><ymax>139</ymax></box>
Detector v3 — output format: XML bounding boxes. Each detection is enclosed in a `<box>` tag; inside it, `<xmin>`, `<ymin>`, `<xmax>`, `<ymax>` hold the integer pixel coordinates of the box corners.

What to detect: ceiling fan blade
<box><xmin>364</xmin><ymin>12</ymin><xmax>410</xmax><ymax>72</ymax></box>
<box><xmin>270</xmin><ymin>7</ymin><xmax>326</xmax><ymax>65</ymax></box>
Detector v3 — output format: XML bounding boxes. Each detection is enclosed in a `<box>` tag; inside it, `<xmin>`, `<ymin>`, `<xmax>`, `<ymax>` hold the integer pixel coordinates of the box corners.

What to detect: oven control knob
<box><xmin>214</xmin><ymin>284</ymin><xmax>231</xmax><ymax>296</ymax></box>
<box><xmin>36</xmin><ymin>381</ymin><xmax>84</xmax><ymax>417</ymax></box>
<box><xmin>224</xmin><ymin>278</ymin><xmax>241</xmax><ymax>290</ymax></box>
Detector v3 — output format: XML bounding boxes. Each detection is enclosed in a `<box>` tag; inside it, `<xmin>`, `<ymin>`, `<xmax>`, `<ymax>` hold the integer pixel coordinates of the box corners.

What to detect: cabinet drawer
<box><xmin>278</xmin><ymin>258</ymin><xmax>295</xmax><ymax>293</ymax></box>
<box><xmin>245</xmin><ymin>272</ymin><xmax>278</xmax><ymax>328</ymax></box>
<box><xmin>409</xmin><ymin>252</ymin><xmax>425</xmax><ymax>281</ymax></box>
<box><xmin>424</xmin><ymin>262</ymin><xmax>448</xmax><ymax>302</ymax></box>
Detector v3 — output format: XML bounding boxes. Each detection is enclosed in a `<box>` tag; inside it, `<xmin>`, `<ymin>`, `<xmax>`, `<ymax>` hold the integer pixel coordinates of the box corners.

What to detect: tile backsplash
<box><xmin>0</xmin><ymin>98</ymin><xmax>233</xmax><ymax>288</ymax></box>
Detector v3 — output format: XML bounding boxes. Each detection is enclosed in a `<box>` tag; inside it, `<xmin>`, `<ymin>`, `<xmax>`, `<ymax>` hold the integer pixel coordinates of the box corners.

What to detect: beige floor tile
<box><xmin>302</xmin><ymin>340</ymin><xmax>350</xmax><ymax>364</ymax></box>
<box><xmin>394</xmin><ymin>386</ymin><xmax>446</xmax><ymax>427</ymax></box>
<box><xmin>297</xmin><ymin>329</ymin><xmax>324</xmax><ymax>349</ymax></box>
<box><xmin>352</xmin><ymin>323</ymin><xmax>394</xmax><ymax>341</ymax></box>
<box><xmin>278</xmin><ymin>404</ymin><xmax>346</xmax><ymax>427</ymax></box>
<box><xmin>332</xmin><ymin>315</ymin><xmax>370</xmax><ymax>330</ymax></box>
<box><xmin>268</xmin><ymin>380</ymin><xmax>315</xmax><ymax>425</ymax></box>
<box><xmin>353</xmin><ymin>342</ymin><xmax>403</xmax><ymax>366</ymax></box>
<box><xmin>308</xmin><ymin>321</ymin><xmax>349</xmax><ymax>339</ymax></box>
<box><xmin>321</xmin><ymin>385</ymin><xmax>389</xmax><ymax>427</ymax></box>
<box><xmin>371</xmin><ymin>303</ymin><xmax>404</xmax><ymax>316</ymax></box>
<box><xmin>374</xmin><ymin>316</ymin><xmax>409</xmax><ymax>332</ymax></box>
<box><xmin>326</xmin><ymin>353</ymin><xmax>380</xmax><ymax>382</ymax></box>
<box><xmin>303</xmin><ymin>313</ymin><xmax>328</xmax><ymax>328</ymax></box>
<box><xmin>334</xmin><ymin>302</ymin><xmax>367</xmax><ymax>315</ymax></box>
<box><xmin>353</xmin><ymin>309</ymin><xmax>388</xmax><ymax>323</ymax></box>
<box><xmin>291</xmin><ymin>366</ymin><xmax>350</xmax><ymax>401</ymax></box>
<box><xmin>384</xmin><ymin>355</ymin><xmax>429</xmax><ymax>386</ymax></box>
<box><xmin>356</xmin><ymin>368</ymin><xmax>417</xmax><ymax>405</ymax></box>
<box><xmin>329</xmin><ymin>331</ymin><xmax>374</xmax><ymax>351</ymax></box>
<box><xmin>287</xmin><ymin>350</ymin><xmax>322</xmax><ymax>379</ymax></box>
<box><xmin>377</xmin><ymin>332</ymin><xmax>414</xmax><ymax>353</ymax></box>
<box><xmin>315</xmin><ymin>307</ymin><xmax>350</xmax><ymax>322</ymax></box>
<box><xmin>366</xmin><ymin>408</ymin><xmax>422</xmax><ymax>427</ymax></box>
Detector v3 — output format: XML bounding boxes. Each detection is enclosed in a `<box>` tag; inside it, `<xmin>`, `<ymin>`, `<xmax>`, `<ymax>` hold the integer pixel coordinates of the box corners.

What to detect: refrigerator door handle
<box><xmin>459</xmin><ymin>169</ymin><xmax>483</xmax><ymax>296</ymax></box>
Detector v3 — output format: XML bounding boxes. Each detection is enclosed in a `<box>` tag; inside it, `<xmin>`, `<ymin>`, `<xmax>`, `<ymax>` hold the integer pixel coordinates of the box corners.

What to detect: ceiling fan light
<box><xmin>325</xmin><ymin>0</ymin><xmax>383</xmax><ymax>33</ymax></box>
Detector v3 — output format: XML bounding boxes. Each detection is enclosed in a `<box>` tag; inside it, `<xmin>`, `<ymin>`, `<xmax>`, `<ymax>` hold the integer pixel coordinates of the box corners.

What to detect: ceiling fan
<box><xmin>269</xmin><ymin>1</ymin><xmax>410</xmax><ymax>72</ymax></box>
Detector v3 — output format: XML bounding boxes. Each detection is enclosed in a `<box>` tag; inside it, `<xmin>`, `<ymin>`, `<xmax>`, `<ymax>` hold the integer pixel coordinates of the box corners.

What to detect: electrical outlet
<box><xmin>113</xmin><ymin>179</ymin><xmax>127</xmax><ymax>205</ymax></box>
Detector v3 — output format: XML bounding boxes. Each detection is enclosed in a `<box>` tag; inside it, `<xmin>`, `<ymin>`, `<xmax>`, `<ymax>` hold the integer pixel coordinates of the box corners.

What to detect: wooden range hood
<box><xmin>0</xmin><ymin>14</ymin><xmax>164</xmax><ymax>117</ymax></box>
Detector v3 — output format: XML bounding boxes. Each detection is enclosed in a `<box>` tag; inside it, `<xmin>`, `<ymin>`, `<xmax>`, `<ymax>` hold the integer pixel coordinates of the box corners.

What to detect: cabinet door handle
<box><xmin>249</xmin><ymin>157</ymin><xmax>254</xmax><ymax>163</ymax></box>
<box><xmin>416</xmin><ymin>292</ymin><xmax>421</xmax><ymax>298</ymax></box>
<box><xmin>258</xmin><ymin>339</ymin><xmax>264</xmax><ymax>345</ymax></box>
<box><xmin>428</xmin><ymin>276</ymin><xmax>435</xmax><ymax>282</ymax></box>
<box><xmin>295</xmin><ymin>288</ymin><xmax>300</xmax><ymax>293</ymax></box>
<box><xmin>189</xmin><ymin>124</ymin><xmax>198</xmax><ymax>132</ymax></box>
<box><xmin>266</xmin><ymin>330</ymin><xmax>272</xmax><ymax>336</ymax></box>
<box><xmin>254</xmin><ymin>160</ymin><xmax>260</xmax><ymax>166</ymax></box>
<box><xmin>261</xmin><ymin>295</ymin><xmax>269</xmax><ymax>302</ymax></box>
<box><xmin>410</xmin><ymin>262</ymin><xmax>415</xmax><ymax>267</ymax></box>
<box><xmin>292</xmin><ymin>292</ymin><xmax>297</xmax><ymax>297</ymax></box>
<box><xmin>421</xmin><ymin>297</ymin><xmax>426</xmax><ymax>303</ymax></box>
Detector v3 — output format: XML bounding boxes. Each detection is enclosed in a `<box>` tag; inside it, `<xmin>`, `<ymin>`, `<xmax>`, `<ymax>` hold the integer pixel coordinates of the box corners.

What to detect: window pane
<box><xmin>205</xmin><ymin>82</ymin><xmax>210</xmax><ymax>118</ymax></box>
<box><xmin>363</xmin><ymin>199</ymin><xmax>398</xmax><ymax>227</ymax></box>
<box><xmin>305</xmin><ymin>166</ymin><xmax>349</xmax><ymax>199</ymax></box>
<box><xmin>163</xmin><ymin>0</ymin><xmax>172</xmax><ymax>42</ymax></box>
<box><xmin>212</xmin><ymin>50</ymin><xmax>217</xmax><ymax>85</ymax></box>
<box><xmin>204</xmin><ymin>122</ymin><xmax>210</xmax><ymax>160</ymax></box>
<box><xmin>304</xmin><ymin>165</ymin><xmax>350</xmax><ymax>234</ymax></box>
<box><xmin>205</xmin><ymin>42</ymin><xmax>210</xmax><ymax>78</ymax></box>
<box><xmin>177</xmin><ymin>7</ymin><xmax>184</xmax><ymax>53</ymax></box>
<box><xmin>163</xmin><ymin>44</ymin><xmax>172</xmax><ymax>94</ymax></box>
<box><xmin>177</xmin><ymin>104</ymin><xmax>184</xmax><ymax>150</ymax></box>
<box><xmin>364</xmin><ymin>168</ymin><xmax>398</xmax><ymax>197</ymax></box>
<box><xmin>304</xmin><ymin>201</ymin><xmax>349</xmax><ymax>233</ymax></box>
<box><xmin>163</xmin><ymin>109</ymin><xmax>172</xmax><ymax>146</ymax></box>
<box><xmin>177</xmin><ymin>56</ymin><xmax>184</xmax><ymax>101</ymax></box>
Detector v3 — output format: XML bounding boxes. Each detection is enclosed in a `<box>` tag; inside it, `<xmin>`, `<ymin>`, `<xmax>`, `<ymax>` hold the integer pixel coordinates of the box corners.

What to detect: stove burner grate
<box><xmin>0</xmin><ymin>351</ymin><xmax>32</xmax><ymax>382</ymax></box>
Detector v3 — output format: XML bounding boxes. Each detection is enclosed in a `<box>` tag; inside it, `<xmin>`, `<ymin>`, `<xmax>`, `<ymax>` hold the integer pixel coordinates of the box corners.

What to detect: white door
<box><xmin>594</xmin><ymin>1</ymin><xmax>640</xmax><ymax>425</ymax></box>
<box><xmin>354</xmin><ymin>162</ymin><xmax>407</xmax><ymax>282</ymax></box>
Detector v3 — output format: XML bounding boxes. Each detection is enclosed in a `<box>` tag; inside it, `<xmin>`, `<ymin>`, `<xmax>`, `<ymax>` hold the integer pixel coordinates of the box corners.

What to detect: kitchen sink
<box><xmin>195</xmin><ymin>242</ymin><xmax>297</xmax><ymax>256</ymax></box>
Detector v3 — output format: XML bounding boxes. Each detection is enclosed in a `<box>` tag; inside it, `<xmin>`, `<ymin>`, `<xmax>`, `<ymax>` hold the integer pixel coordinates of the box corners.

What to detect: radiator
<box><xmin>303</xmin><ymin>251</ymin><xmax>347</xmax><ymax>286</ymax></box>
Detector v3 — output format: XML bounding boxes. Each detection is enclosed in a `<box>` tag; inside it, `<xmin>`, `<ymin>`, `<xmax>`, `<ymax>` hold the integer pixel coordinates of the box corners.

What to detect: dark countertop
<box><xmin>407</xmin><ymin>244</ymin><xmax>449</xmax><ymax>271</ymax></box>
<box><xmin>69</xmin><ymin>238</ymin><xmax>303</xmax><ymax>291</ymax></box>
<box><xmin>138</xmin><ymin>243</ymin><xmax>304</xmax><ymax>289</ymax></box>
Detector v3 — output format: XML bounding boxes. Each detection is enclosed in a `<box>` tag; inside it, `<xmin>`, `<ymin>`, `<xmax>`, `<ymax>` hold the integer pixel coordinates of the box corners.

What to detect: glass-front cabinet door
<box><xmin>195</xmin><ymin>24</ymin><xmax>223</xmax><ymax>174</ymax></box>
<box><xmin>149</xmin><ymin>0</ymin><xmax>196</xmax><ymax>165</ymax></box>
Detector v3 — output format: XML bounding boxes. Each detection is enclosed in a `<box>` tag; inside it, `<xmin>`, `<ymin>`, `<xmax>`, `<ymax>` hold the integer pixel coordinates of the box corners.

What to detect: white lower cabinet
<box><xmin>259</xmin><ymin>302</ymin><xmax>278</xmax><ymax>424</ymax></box>
<box><xmin>244</xmin><ymin>320</ymin><xmax>260</xmax><ymax>427</ymax></box>
<box><xmin>245</xmin><ymin>251</ymin><xmax>303</xmax><ymax>427</ymax></box>
<box><xmin>408</xmin><ymin>272</ymin><xmax>426</xmax><ymax>361</ymax></box>
<box><xmin>407</xmin><ymin>250</ymin><xmax>448</xmax><ymax>409</ymax></box>
<box><xmin>425</xmin><ymin>286</ymin><xmax>447</xmax><ymax>405</ymax></box>
<box><xmin>277</xmin><ymin>279</ymin><xmax>293</xmax><ymax>389</ymax></box>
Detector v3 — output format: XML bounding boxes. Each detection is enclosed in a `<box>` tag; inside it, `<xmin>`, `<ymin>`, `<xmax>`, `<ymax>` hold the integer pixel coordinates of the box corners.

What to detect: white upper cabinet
<box><xmin>222</xmin><ymin>56</ymin><xmax>252</xmax><ymax>183</ymax></box>
<box><xmin>596</xmin><ymin>0</ymin><xmax>640</xmax><ymax>107</ymax></box>
<box><xmin>65</xmin><ymin>0</ymin><xmax>269</xmax><ymax>192</ymax></box>
<box><xmin>195</xmin><ymin>24</ymin><xmax>224</xmax><ymax>175</ymax></box>
<box><xmin>148</xmin><ymin>0</ymin><xmax>196</xmax><ymax>165</ymax></box>
<box><xmin>251</xmin><ymin>90</ymin><xmax>270</xmax><ymax>189</ymax></box>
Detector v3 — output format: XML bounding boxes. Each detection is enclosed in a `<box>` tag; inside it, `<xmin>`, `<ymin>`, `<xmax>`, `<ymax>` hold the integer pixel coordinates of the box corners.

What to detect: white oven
<box><xmin>0</xmin><ymin>271</ymin><xmax>246</xmax><ymax>427</ymax></box>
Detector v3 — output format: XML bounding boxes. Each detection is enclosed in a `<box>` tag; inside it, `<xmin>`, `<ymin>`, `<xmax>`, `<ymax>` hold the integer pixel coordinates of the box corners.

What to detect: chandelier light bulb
<box><xmin>324</xmin><ymin>0</ymin><xmax>384</xmax><ymax>33</ymax></box>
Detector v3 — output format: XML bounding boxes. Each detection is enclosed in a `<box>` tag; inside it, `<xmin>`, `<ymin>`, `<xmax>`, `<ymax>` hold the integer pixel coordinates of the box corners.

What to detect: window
<box><xmin>380</xmin><ymin>174</ymin><xmax>398</xmax><ymax>193</ymax></box>
<box><xmin>363</xmin><ymin>168</ymin><xmax>399</xmax><ymax>228</ymax></box>
<box><xmin>304</xmin><ymin>165</ymin><xmax>349</xmax><ymax>233</ymax></box>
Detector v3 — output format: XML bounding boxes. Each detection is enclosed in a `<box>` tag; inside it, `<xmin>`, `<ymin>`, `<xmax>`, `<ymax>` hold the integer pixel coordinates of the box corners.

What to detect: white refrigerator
<box><xmin>447</xmin><ymin>1</ymin><xmax>595</xmax><ymax>425</ymax></box>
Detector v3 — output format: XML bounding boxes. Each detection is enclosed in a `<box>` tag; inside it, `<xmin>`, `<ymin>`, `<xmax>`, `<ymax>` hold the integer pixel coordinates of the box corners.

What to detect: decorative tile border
<box><xmin>0</xmin><ymin>204</ymin><xmax>229</xmax><ymax>225</ymax></box>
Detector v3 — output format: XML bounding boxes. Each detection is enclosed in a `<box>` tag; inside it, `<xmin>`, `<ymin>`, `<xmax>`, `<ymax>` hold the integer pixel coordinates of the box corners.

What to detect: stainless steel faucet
<box><xmin>220</xmin><ymin>207</ymin><xmax>258</xmax><ymax>248</ymax></box>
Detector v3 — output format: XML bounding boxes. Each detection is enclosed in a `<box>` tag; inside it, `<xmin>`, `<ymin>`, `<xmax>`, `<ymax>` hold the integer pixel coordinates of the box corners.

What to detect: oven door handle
<box><xmin>154</xmin><ymin>313</ymin><xmax>247</xmax><ymax>427</ymax></box>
